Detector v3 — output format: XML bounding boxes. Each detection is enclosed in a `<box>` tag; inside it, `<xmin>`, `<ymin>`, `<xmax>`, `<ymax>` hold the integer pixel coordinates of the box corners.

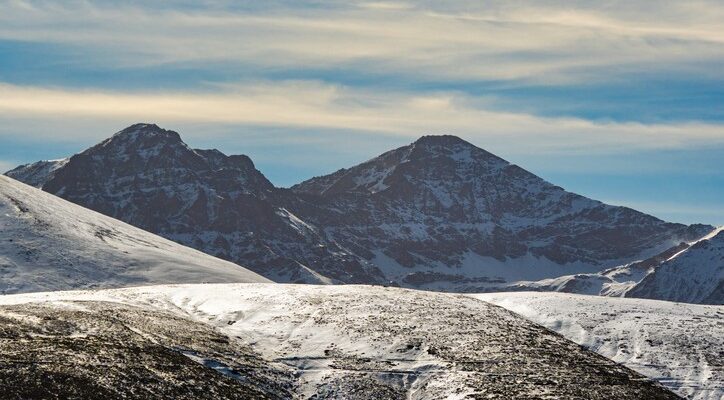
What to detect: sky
<box><xmin>0</xmin><ymin>0</ymin><xmax>722</xmax><ymax>225</ymax></box>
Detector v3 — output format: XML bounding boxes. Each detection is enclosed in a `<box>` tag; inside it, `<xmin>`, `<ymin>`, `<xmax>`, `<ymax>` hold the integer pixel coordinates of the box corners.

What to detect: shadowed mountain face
<box><xmin>6</xmin><ymin>124</ymin><xmax>383</xmax><ymax>285</ymax></box>
<box><xmin>292</xmin><ymin>135</ymin><xmax>711</xmax><ymax>289</ymax></box>
<box><xmin>6</xmin><ymin>124</ymin><xmax>712</xmax><ymax>291</ymax></box>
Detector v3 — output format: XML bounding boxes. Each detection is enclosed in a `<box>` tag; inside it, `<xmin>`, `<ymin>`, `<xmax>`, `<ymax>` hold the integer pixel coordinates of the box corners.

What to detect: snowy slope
<box><xmin>475</xmin><ymin>292</ymin><xmax>724</xmax><ymax>400</ymax></box>
<box><xmin>627</xmin><ymin>227</ymin><xmax>724</xmax><ymax>304</ymax></box>
<box><xmin>495</xmin><ymin>227</ymin><xmax>724</xmax><ymax>305</ymax></box>
<box><xmin>0</xmin><ymin>300</ymin><xmax>291</xmax><ymax>399</ymax></box>
<box><xmin>0</xmin><ymin>175</ymin><xmax>269</xmax><ymax>294</ymax></box>
<box><xmin>0</xmin><ymin>283</ymin><xmax>680</xmax><ymax>399</ymax></box>
<box><xmin>502</xmin><ymin>242</ymin><xmax>690</xmax><ymax>297</ymax></box>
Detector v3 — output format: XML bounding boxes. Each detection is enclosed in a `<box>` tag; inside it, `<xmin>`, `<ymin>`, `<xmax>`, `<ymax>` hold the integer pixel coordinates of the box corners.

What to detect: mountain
<box><xmin>0</xmin><ymin>174</ymin><xmax>268</xmax><ymax>294</ymax></box>
<box><xmin>476</xmin><ymin>292</ymin><xmax>723</xmax><ymax>400</ymax></box>
<box><xmin>626</xmin><ymin>227</ymin><xmax>724</xmax><ymax>304</ymax></box>
<box><xmin>292</xmin><ymin>135</ymin><xmax>712</xmax><ymax>290</ymax></box>
<box><xmin>502</xmin><ymin>229</ymin><xmax>724</xmax><ymax>305</ymax></box>
<box><xmin>0</xmin><ymin>283</ymin><xmax>682</xmax><ymax>399</ymax></box>
<box><xmin>7</xmin><ymin>124</ymin><xmax>713</xmax><ymax>292</ymax></box>
<box><xmin>500</xmin><ymin>241</ymin><xmax>692</xmax><ymax>296</ymax></box>
<box><xmin>7</xmin><ymin>123</ymin><xmax>382</xmax><ymax>285</ymax></box>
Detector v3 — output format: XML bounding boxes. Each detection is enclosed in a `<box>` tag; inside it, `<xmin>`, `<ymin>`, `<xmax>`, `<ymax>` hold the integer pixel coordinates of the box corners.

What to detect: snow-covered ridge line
<box><xmin>666</xmin><ymin>225</ymin><xmax>724</xmax><ymax>262</ymax></box>
<box><xmin>625</xmin><ymin>227</ymin><xmax>724</xmax><ymax>304</ymax></box>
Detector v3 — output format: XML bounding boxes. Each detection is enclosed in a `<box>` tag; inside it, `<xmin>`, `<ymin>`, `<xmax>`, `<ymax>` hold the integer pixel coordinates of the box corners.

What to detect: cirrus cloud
<box><xmin>1</xmin><ymin>81</ymin><xmax>722</xmax><ymax>154</ymax></box>
<box><xmin>0</xmin><ymin>1</ymin><xmax>722</xmax><ymax>84</ymax></box>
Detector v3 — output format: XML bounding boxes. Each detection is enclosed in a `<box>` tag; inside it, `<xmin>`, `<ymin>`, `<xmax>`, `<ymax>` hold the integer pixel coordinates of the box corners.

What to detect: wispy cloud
<box><xmin>1</xmin><ymin>1</ymin><xmax>722</xmax><ymax>83</ymax></box>
<box><xmin>1</xmin><ymin>81</ymin><xmax>722</xmax><ymax>154</ymax></box>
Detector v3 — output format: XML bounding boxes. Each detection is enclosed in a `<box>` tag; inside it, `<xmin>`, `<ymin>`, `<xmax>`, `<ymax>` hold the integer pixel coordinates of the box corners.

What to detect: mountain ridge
<box><xmin>6</xmin><ymin>123</ymin><xmax>715</xmax><ymax>299</ymax></box>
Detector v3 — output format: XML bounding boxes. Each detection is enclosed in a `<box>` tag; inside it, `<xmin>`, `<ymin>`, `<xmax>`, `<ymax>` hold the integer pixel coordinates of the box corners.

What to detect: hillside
<box><xmin>0</xmin><ymin>174</ymin><xmax>269</xmax><ymax>294</ymax></box>
<box><xmin>627</xmin><ymin>228</ymin><xmax>724</xmax><ymax>304</ymax></box>
<box><xmin>0</xmin><ymin>283</ymin><xmax>681</xmax><ymax>399</ymax></box>
<box><xmin>476</xmin><ymin>292</ymin><xmax>723</xmax><ymax>400</ymax></box>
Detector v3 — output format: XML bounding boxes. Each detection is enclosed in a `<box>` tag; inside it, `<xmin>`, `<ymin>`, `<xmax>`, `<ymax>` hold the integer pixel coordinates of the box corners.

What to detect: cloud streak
<box><xmin>1</xmin><ymin>1</ymin><xmax>722</xmax><ymax>83</ymax></box>
<box><xmin>1</xmin><ymin>81</ymin><xmax>722</xmax><ymax>154</ymax></box>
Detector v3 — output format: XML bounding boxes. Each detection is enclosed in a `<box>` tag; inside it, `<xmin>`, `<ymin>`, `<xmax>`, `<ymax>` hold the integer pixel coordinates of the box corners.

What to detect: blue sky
<box><xmin>0</xmin><ymin>0</ymin><xmax>722</xmax><ymax>225</ymax></box>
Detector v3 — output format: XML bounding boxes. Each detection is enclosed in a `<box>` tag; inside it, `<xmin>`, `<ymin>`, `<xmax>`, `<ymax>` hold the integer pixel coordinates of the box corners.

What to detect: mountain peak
<box><xmin>410</xmin><ymin>134</ymin><xmax>503</xmax><ymax>165</ymax></box>
<box><xmin>110</xmin><ymin>123</ymin><xmax>182</xmax><ymax>142</ymax></box>
<box><xmin>413</xmin><ymin>134</ymin><xmax>471</xmax><ymax>147</ymax></box>
<box><xmin>81</xmin><ymin>123</ymin><xmax>190</xmax><ymax>162</ymax></box>
<box><xmin>293</xmin><ymin>134</ymin><xmax>510</xmax><ymax>195</ymax></box>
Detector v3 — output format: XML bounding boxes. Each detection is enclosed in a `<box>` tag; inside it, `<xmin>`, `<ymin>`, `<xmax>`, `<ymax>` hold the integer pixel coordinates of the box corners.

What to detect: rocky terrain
<box><xmin>0</xmin><ymin>300</ymin><xmax>291</xmax><ymax>399</ymax></box>
<box><xmin>292</xmin><ymin>135</ymin><xmax>711</xmax><ymax>291</ymax></box>
<box><xmin>0</xmin><ymin>284</ymin><xmax>683</xmax><ymax>399</ymax></box>
<box><xmin>476</xmin><ymin>292</ymin><xmax>724</xmax><ymax>399</ymax></box>
<box><xmin>6</xmin><ymin>124</ymin><xmax>713</xmax><ymax>294</ymax></box>
<box><xmin>0</xmin><ymin>175</ymin><xmax>268</xmax><ymax>294</ymax></box>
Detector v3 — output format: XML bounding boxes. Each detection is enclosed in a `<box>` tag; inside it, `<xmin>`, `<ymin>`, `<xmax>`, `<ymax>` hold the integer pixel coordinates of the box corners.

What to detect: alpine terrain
<box><xmin>499</xmin><ymin>228</ymin><xmax>724</xmax><ymax>305</ymax></box>
<box><xmin>626</xmin><ymin>227</ymin><xmax>724</xmax><ymax>304</ymax></box>
<box><xmin>6</xmin><ymin>124</ymin><xmax>381</xmax><ymax>285</ymax></box>
<box><xmin>7</xmin><ymin>124</ymin><xmax>713</xmax><ymax>295</ymax></box>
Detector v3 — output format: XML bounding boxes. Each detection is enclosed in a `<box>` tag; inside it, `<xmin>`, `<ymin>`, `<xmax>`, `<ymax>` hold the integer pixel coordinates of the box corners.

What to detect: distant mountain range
<box><xmin>7</xmin><ymin>123</ymin><xmax>719</xmax><ymax>303</ymax></box>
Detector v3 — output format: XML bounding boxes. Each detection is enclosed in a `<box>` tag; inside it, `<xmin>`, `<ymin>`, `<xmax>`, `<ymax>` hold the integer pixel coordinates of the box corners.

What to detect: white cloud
<box><xmin>1</xmin><ymin>81</ymin><xmax>722</xmax><ymax>154</ymax></box>
<box><xmin>0</xmin><ymin>1</ymin><xmax>722</xmax><ymax>82</ymax></box>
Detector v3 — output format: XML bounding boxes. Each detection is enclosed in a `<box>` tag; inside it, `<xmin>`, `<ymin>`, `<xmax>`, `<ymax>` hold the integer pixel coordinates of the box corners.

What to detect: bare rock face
<box><xmin>7</xmin><ymin>125</ymin><xmax>712</xmax><ymax>290</ymax></box>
